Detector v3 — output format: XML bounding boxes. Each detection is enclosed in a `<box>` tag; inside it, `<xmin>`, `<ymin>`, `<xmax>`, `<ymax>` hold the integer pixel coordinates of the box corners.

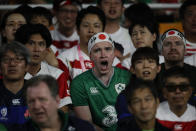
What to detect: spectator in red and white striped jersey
<box><xmin>179</xmin><ymin>0</ymin><xmax>196</xmax><ymax>56</ymax></box>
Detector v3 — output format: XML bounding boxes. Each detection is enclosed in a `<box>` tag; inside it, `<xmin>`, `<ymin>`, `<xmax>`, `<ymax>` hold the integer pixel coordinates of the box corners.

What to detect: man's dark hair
<box><xmin>124</xmin><ymin>76</ymin><xmax>158</xmax><ymax>105</ymax></box>
<box><xmin>131</xmin><ymin>47</ymin><xmax>159</xmax><ymax>68</ymax></box>
<box><xmin>162</xmin><ymin>66</ymin><xmax>191</xmax><ymax>88</ymax></box>
<box><xmin>114</xmin><ymin>41</ymin><xmax>124</xmax><ymax>55</ymax></box>
<box><xmin>31</xmin><ymin>6</ymin><xmax>53</xmax><ymax>26</ymax></box>
<box><xmin>124</xmin><ymin>2</ymin><xmax>154</xmax><ymax>24</ymax></box>
<box><xmin>0</xmin><ymin>41</ymin><xmax>31</xmax><ymax>65</ymax></box>
<box><xmin>129</xmin><ymin>20</ymin><xmax>159</xmax><ymax>51</ymax></box>
<box><xmin>25</xmin><ymin>75</ymin><xmax>59</xmax><ymax>99</ymax></box>
<box><xmin>14</xmin><ymin>4</ymin><xmax>33</xmax><ymax>23</ymax></box>
<box><xmin>76</xmin><ymin>6</ymin><xmax>106</xmax><ymax>31</ymax></box>
<box><xmin>179</xmin><ymin>0</ymin><xmax>196</xmax><ymax>20</ymax></box>
<box><xmin>15</xmin><ymin>24</ymin><xmax>52</xmax><ymax>48</ymax></box>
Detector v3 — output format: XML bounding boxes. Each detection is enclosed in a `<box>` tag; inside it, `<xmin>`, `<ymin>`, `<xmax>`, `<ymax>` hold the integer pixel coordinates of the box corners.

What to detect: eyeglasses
<box><xmin>2</xmin><ymin>57</ymin><xmax>25</xmax><ymax>64</ymax></box>
<box><xmin>165</xmin><ymin>84</ymin><xmax>190</xmax><ymax>92</ymax></box>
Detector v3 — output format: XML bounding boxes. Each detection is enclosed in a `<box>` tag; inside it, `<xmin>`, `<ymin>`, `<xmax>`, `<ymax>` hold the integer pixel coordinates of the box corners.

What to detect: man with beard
<box><xmin>159</xmin><ymin>29</ymin><xmax>196</xmax><ymax>106</ymax></box>
<box><xmin>0</xmin><ymin>42</ymin><xmax>30</xmax><ymax>126</ymax></box>
<box><xmin>71</xmin><ymin>32</ymin><xmax>131</xmax><ymax>131</ymax></box>
<box><xmin>97</xmin><ymin>0</ymin><xmax>135</xmax><ymax>58</ymax></box>
<box><xmin>156</xmin><ymin>66</ymin><xmax>196</xmax><ymax>131</ymax></box>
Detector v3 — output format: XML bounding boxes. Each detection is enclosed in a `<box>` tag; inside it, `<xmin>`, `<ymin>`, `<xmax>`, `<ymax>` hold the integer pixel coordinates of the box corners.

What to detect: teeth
<box><xmin>143</xmin><ymin>71</ymin><xmax>150</xmax><ymax>75</ymax></box>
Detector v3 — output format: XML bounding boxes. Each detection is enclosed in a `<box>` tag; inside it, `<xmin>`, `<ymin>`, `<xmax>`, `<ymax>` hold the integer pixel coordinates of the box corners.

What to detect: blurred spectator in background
<box><xmin>51</xmin><ymin>0</ymin><xmax>80</xmax><ymax>56</ymax></box>
<box><xmin>97</xmin><ymin>0</ymin><xmax>135</xmax><ymax>58</ymax></box>
<box><xmin>123</xmin><ymin>2</ymin><xmax>155</xmax><ymax>29</ymax></box>
<box><xmin>179</xmin><ymin>0</ymin><xmax>196</xmax><ymax>56</ymax></box>
<box><xmin>30</xmin><ymin>6</ymin><xmax>53</xmax><ymax>30</ymax></box>
<box><xmin>0</xmin><ymin>8</ymin><xmax>28</xmax><ymax>44</ymax></box>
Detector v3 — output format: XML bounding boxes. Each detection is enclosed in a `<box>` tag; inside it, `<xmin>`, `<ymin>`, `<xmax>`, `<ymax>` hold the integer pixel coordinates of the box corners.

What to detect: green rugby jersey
<box><xmin>71</xmin><ymin>67</ymin><xmax>131</xmax><ymax>131</ymax></box>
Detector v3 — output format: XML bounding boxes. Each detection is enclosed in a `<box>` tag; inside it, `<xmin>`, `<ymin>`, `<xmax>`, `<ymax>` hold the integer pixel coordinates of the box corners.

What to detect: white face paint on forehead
<box><xmin>161</xmin><ymin>30</ymin><xmax>186</xmax><ymax>45</ymax></box>
<box><xmin>88</xmin><ymin>32</ymin><xmax>114</xmax><ymax>54</ymax></box>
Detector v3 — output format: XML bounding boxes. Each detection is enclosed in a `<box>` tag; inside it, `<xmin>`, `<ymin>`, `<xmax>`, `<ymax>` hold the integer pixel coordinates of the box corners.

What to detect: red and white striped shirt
<box><xmin>50</xmin><ymin>28</ymin><xmax>79</xmax><ymax>56</ymax></box>
<box><xmin>25</xmin><ymin>62</ymin><xmax>71</xmax><ymax>108</ymax></box>
<box><xmin>185</xmin><ymin>40</ymin><xmax>196</xmax><ymax>56</ymax></box>
<box><xmin>156</xmin><ymin>101</ymin><xmax>196</xmax><ymax>131</ymax></box>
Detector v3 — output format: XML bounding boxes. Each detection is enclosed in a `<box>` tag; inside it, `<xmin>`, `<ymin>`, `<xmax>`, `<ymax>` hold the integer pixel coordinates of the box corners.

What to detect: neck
<box><xmin>184</xmin><ymin>31</ymin><xmax>196</xmax><ymax>43</ymax></box>
<box><xmin>79</xmin><ymin>42</ymin><xmax>89</xmax><ymax>56</ymax></box>
<box><xmin>28</xmin><ymin>63</ymin><xmax>41</xmax><ymax>76</ymax></box>
<box><xmin>164</xmin><ymin>61</ymin><xmax>184</xmax><ymax>70</ymax></box>
<box><xmin>93</xmin><ymin>68</ymin><xmax>114</xmax><ymax>86</ymax></box>
<box><xmin>169</xmin><ymin>103</ymin><xmax>187</xmax><ymax>117</ymax></box>
<box><xmin>136</xmin><ymin>118</ymin><xmax>155</xmax><ymax>130</ymax></box>
<box><xmin>58</xmin><ymin>25</ymin><xmax>75</xmax><ymax>37</ymax></box>
<box><xmin>3</xmin><ymin>78</ymin><xmax>24</xmax><ymax>94</ymax></box>
<box><xmin>104</xmin><ymin>20</ymin><xmax>120</xmax><ymax>34</ymax></box>
<box><xmin>40</xmin><ymin>113</ymin><xmax>61</xmax><ymax>131</ymax></box>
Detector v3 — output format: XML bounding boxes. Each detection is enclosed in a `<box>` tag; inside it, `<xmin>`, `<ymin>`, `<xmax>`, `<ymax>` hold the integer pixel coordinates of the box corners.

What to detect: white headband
<box><xmin>161</xmin><ymin>29</ymin><xmax>186</xmax><ymax>45</ymax></box>
<box><xmin>88</xmin><ymin>32</ymin><xmax>114</xmax><ymax>54</ymax></box>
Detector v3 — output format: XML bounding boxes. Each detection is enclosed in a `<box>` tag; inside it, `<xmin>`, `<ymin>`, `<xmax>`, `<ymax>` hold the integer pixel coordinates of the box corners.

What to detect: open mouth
<box><xmin>143</xmin><ymin>71</ymin><xmax>150</xmax><ymax>75</ymax></box>
<box><xmin>100</xmin><ymin>61</ymin><xmax>108</xmax><ymax>71</ymax></box>
<box><xmin>101</xmin><ymin>61</ymin><xmax>108</xmax><ymax>66</ymax></box>
<box><xmin>32</xmin><ymin>54</ymin><xmax>40</xmax><ymax>58</ymax></box>
<box><xmin>109</xmin><ymin>9</ymin><xmax>116</xmax><ymax>15</ymax></box>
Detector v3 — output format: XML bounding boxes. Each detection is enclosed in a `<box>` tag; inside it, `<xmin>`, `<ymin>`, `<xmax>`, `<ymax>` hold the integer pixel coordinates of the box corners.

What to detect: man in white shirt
<box><xmin>97</xmin><ymin>0</ymin><xmax>135</xmax><ymax>57</ymax></box>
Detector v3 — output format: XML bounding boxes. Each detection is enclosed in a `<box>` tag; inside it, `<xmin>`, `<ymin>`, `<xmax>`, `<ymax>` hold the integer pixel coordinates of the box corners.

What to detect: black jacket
<box><xmin>117</xmin><ymin>117</ymin><xmax>171</xmax><ymax>131</ymax></box>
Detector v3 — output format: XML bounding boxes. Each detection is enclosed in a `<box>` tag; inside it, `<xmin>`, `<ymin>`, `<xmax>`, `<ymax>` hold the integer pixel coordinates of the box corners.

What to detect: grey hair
<box><xmin>0</xmin><ymin>41</ymin><xmax>31</xmax><ymax>65</ymax></box>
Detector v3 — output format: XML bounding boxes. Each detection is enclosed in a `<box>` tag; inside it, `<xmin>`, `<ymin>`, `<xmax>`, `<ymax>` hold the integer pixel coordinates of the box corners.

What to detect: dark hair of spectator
<box><xmin>76</xmin><ymin>6</ymin><xmax>106</xmax><ymax>31</ymax></box>
<box><xmin>179</xmin><ymin>0</ymin><xmax>196</xmax><ymax>20</ymax></box>
<box><xmin>162</xmin><ymin>66</ymin><xmax>191</xmax><ymax>88</ymax></box>
<box><xmin>124</xmin><ymin>2</ymin><xmax>155</xmax><ymax>25</ymax></box>
<box><xmin>124</xmin><ymin>76</ymin><xmax>158</xmax><ymax>105</ymax></box>
<box><xmin>31</xmin><ymin>6</ymin><xmax>53</xmax><ymax>26</ymax></box>
<box><xmin>25</xmin><ymin>75</ymin><xmax>59</xmax><ymax>99</ymax></box>
<box><xmin>0</xmin><ymin>41</ymin><xmax>31</xmax><ymax>65</ymax></box>
<box><xmin>15</xmin><ymin>24</ymin><xmax>52</xmax><ymax>48</ymax></box>
<box><xmin>114</xmin><ymin>41</ymin><xmax>124</xmax><ymax>55</ymax></box>
<box><xmin>13</xmin><ymin>4</ymin><xmax>33</xmax><ymax>23</ymax></box>
<box><xmin>131</xmin><ymin>47</ymin><xmax>159</xmax><ymax>68</ymax></box>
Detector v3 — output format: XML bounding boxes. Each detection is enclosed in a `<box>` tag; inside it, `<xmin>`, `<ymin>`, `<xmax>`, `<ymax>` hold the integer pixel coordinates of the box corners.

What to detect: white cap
<box><xmin>88</xmin><ymin>32</ymin><xmax>114</xmax><ymax>54</ymax></box>
<box><xmin>161</xmin><ymin>29</ymin><xmax>186</xmax><ymax>46</ymax></box>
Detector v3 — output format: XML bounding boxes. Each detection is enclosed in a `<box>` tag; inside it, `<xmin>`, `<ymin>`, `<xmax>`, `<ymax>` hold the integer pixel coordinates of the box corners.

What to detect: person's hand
<box><xmin>44</xmin><ymin>48</ymin><xmax>58</xmax><ymax>67</ymax></box>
